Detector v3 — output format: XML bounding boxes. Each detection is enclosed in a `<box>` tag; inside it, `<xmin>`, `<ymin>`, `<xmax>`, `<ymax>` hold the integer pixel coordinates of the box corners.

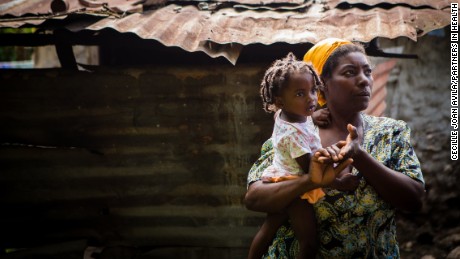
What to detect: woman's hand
<box><xmin>315</xmin><ymin>141</ymin><xmax>347</xmax><ymax>164</ymax></box>
<box><xmin>330</xmin><ymin>173</ymin><xmax>360</xmax><ymax>191</ymax></box>
<box><xmin>312</xmin><ymin>108</ymin><xmax>330</xmax><ymax>127</ymax></box>
<box><xmin>310</xmin><ymin>151</ymin><xmax>353</xmax><ymax>188</ymax></box>
<box><xmin>339</xmin><ymin>124</ymin><xmax>361</xmax><ymax>159</ymax></box>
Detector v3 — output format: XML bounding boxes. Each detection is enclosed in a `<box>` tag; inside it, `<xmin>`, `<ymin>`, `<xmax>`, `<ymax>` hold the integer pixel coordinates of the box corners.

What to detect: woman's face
<box><xmin>323</xmin><ymin>51</ymin><xmax>373</xmax><ymax>113</ymax></box>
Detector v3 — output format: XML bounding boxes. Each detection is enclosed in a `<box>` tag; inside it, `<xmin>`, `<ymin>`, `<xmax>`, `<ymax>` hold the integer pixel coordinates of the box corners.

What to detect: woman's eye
<box><xmin>344</xmin><ymin>70</ymin><xmax>355</xmax><ymax>76</ymax></box>
<box><xmin>296</xmin><ymin>92</ymin><xmax>304</xmax><ymax>97</ymax></box>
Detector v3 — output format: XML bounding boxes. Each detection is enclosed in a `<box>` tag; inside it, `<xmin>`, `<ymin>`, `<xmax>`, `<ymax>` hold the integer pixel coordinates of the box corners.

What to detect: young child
<box><xmin>248</xmin><ymin>53</ymin><xmax>328</xmax><ymax>259</ymax></box>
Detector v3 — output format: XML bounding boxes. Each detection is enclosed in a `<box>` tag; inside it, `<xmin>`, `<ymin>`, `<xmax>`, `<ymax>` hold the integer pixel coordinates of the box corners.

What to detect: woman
<box><xmin>245</xmin><ymin>38</ymin><xmax>425</xmax><ymax>258</ymax></box>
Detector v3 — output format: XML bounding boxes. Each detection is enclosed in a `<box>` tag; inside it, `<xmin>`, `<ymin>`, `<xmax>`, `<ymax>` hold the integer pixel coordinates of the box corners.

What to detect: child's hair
<box><xmin>260</xmin><ymin>52</ymin><xmax>322</xmax><ymax>113</ymax></box>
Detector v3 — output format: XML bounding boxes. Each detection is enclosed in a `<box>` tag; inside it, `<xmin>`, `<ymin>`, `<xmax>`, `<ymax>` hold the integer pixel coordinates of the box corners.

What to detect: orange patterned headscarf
<box><xmin>303</xmin><ymin>38</ymin><xmax>352</xmax><ymax>106</ymax></box>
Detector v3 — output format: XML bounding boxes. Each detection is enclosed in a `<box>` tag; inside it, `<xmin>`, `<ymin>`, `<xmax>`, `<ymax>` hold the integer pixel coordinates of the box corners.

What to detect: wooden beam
<box><xmin>54</xmin><ymin>30</ymin><xmax>77</xmax><ymax>70</ymax></box>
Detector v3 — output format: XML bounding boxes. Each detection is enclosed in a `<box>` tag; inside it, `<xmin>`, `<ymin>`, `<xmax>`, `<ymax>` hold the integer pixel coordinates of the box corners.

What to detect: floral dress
<box><xmin>262</xmin><ymin>110</ymin><xmax>321</xmax><ymax>180</ymax></box>
<box><xmin>247</xmin><ymin>114</ymin><xmax>424</xmax><ymax>258</ymax></box>
<box><xmin>261</xmin><ymin>110</ymin><xmax>324</xmax><ymax>203</ymax></box>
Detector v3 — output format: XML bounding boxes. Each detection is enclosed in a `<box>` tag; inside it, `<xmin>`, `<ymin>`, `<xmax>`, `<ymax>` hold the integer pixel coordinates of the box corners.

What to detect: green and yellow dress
<box><xmin>247</xmin><ymin>114</ymin><xmax>424</xmax><ymax>258</ymax></box>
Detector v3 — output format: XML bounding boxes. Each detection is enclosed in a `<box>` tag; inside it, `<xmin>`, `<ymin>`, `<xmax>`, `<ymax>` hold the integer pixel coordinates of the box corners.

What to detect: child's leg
<box><xmin>288</xmin><ymin>198</ymin><xmax>318</xmax><ymax>259</ymax></box>
<box><xmin>248</xmin><ymin>212</ymin><xmax>288</xmax><ymax>259</ymax></box>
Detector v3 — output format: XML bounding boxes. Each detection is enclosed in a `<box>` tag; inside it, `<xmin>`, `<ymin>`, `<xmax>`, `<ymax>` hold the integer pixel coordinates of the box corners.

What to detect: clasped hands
<box><xmin>309</xmin><ymin>124</ymin><xmax>361</xmax><ymax>190</ymax></box>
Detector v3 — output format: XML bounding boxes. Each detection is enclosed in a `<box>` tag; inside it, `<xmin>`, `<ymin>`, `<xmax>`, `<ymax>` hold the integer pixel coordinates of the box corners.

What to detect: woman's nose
<box><xmin>357</xmin><ymin>71</ymin><xmax>372</xmax><ymax>88</ymax></box>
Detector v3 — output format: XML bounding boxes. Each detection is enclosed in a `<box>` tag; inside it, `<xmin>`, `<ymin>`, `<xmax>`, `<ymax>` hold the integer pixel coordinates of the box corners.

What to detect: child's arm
<box><xmin>295</xmin><ymin>153</ymin><xmax>312</xmax><ymax>176</ymax></box>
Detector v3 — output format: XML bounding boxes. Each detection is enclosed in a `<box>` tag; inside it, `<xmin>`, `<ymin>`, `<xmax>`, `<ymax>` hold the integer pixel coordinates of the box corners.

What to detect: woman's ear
<box><xmin>321</xmin><ymin>78</ymin><xmax>328</xmax><ymax>93</ymax></box>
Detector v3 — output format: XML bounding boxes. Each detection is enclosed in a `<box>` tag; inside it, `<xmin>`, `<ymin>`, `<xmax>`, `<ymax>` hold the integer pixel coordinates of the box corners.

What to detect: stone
<box><xmin>447</xmin><ymin>246</ymin><xmax>460</xmax><ymax>259</ymax></box>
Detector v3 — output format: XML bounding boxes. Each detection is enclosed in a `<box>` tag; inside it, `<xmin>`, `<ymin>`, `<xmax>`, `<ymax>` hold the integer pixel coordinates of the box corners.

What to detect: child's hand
<box><xmin>312</xmin><ymin>108</ymin><xmax>330</xmax><ymax>127</ymax></box>
<box><xmin>310</xmin><ymin>152</ymin><xmax>353</xmax><ymax>187</ymax></box>
<box><xmin>318</xmin><ymin>124</ymin><xmax>360</xmax><ymax>163</ymax></box>
<box><xmin>330</xmin><ymin>173</ymin><xmax>360</xmax><ymax>191</ymax></box>
<box><xmin>315</xmin><ymin>143</ymin><xmax>344</xmax><ymax>164</ymax></box>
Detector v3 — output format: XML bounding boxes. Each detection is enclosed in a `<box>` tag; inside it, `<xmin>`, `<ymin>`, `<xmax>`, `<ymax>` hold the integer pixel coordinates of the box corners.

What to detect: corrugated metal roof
<box><xmin>0</xmin><ymin>0</ymin><xmax>452</xmax><ymax>64</ymax></box>
<box><xmin>82</xmin><ymin>5</ymin><xmax>449</xmax><ymax>63</ymax></box>
<box><xmin>328</xmin><ymin>0</ymin><xmax>453</xmax><ymax>10</ymax></box>
<box><xmin>0</xmin><ymin>0</ymin><xmax>143</xmax><ymax>17</ymax></box>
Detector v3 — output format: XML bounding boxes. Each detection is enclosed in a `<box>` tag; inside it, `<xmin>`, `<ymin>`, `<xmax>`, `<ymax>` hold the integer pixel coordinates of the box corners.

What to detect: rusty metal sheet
<box><xmin>211</xmin><ymin>0</ymin><xmax>306</xmax><ymax>4</ymax></box>
<box><xmin>0</xmin><ymin>0</ymin><xmax>53</xmax><ymax>16</ymax></box>
<box><xmin>364</xmin><ymin>59</ymin><xmax>397</xmax><ymax>116</ymax></box>
<box><xmin>163</xmin><ymin>0</ymin><xmax>307</xmax><ymax>5</ymax></box>
<box><xmin>0</xmin><ymin>17</ymin><xmax>47</xmax><ymax>28</ymax></box>
<box><xmin>79</xmin><ymin>4</ymin><xmax>449</xmax><ymax>63</ymax></box>
<box><xmin>327</xmin><ymin>0</ymin><xmax>453</xmax><ymax>10</ymax></box>
<box><xmin>0</xmin><ymin>0</ymin><xmax>310</xmax><ymax>17</ymax></box>
<box><xmin>0</xmin><ymin>0</ymin><xmax>142</xmax><ymax>17</ymax></box>
<box><xmin>0</xmin><ymin>65</ymin><xmax>268</xmax><ymax>250</ymax></box>
<box><xmin>0</xmin><ymin>1</ymin><xmax>451</xmax><ymax>64</ymax></box>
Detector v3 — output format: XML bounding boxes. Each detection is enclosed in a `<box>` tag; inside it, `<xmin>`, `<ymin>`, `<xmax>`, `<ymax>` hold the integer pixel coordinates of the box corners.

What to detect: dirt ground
<box><xmin>397</xmin><ymin>205</ymin><xmax>460</xmax><ymax>259</ymax></box>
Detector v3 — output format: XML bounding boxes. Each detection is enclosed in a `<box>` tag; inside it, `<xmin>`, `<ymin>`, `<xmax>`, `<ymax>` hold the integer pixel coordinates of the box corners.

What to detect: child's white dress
<box><xmin>262</xmin><ymin>109</ymin><xmax>324</xmax><ymax>203</ymax></box>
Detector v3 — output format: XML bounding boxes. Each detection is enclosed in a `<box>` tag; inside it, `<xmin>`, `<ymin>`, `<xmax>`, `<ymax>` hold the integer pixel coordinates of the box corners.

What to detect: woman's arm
<box><xmin>341</xmin><ymin>124</ymin><xmax>425</xmax><ymax>212</ymax></box>
<box><xmin>353</xmin><ymin>148</ymin><xmax>425</xmax><ymax>212</ymax></box>
<box><xmin>245</xmin><ymin>174</ymin><xmax>318</xmax><ymax>213</ymax></box>
<box><xmin>245</xmin><ymin>154</ymin><xmax>353</xmax><ymax>213</ymax></box>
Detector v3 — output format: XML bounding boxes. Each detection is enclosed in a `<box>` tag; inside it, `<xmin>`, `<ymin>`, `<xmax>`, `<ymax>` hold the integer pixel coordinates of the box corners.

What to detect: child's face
<box><xmin>276</xmin><ymin>72</ymin><xmax>318</xmax><ymax>119</ymax></box>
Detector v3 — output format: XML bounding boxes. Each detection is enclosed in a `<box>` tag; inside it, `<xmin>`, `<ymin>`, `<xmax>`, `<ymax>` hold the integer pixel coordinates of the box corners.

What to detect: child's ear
<box><xmin>274</xmin><ymin>96</ymin><xmax>283</xmax><ymax>108</ymax></box>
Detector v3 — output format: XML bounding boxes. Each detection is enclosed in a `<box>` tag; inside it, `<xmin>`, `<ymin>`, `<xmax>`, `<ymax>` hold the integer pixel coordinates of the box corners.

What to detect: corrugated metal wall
<box><xmin>0</xmin><ymin>65</ymin><xmax>274</xmax><ymax>257</ymax></box>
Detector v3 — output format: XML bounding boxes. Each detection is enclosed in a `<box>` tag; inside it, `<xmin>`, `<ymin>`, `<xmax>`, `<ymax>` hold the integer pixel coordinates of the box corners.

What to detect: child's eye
<box><xmin>296</xmin><ymin>92</ymin><xmax>305</xmax><ymax>97</ymax></box>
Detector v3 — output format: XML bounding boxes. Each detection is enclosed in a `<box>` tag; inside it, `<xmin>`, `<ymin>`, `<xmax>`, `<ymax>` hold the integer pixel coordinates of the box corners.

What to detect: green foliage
<box><xmin>0</xmin><ymin>27</ymin><xmax>36</xmax><ymax>34</ymax></box>
<box><xmin>0</xmin><ymin>46</ymin><xmax>34</xmax><ymax>61</ymax></box>
<box><xmin>0</xmin><ymin>27</ymin><xmax>36</xmax><ymax>61</ymax></box>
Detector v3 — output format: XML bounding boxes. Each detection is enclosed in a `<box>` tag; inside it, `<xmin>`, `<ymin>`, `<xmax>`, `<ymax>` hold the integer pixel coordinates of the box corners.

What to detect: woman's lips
<box><xmin>356</xmin><ymin>91</ymin><xmax>371</xmax><ymax>97</ymax></box>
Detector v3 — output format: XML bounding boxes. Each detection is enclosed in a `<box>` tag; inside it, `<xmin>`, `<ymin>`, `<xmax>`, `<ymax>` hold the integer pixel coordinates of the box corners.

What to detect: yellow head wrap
<box><xmin>303</xmin><ymin>38</ymin><xmax>352</xmax><ymax>106</ymax></box>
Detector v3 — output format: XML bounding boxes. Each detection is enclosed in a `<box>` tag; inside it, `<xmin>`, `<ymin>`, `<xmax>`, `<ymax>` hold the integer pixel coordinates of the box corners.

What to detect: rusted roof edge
<box><xmin>326</xmin><ymin>0</ymin><xmax>451</xmax><ymax>10</ymax></box>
